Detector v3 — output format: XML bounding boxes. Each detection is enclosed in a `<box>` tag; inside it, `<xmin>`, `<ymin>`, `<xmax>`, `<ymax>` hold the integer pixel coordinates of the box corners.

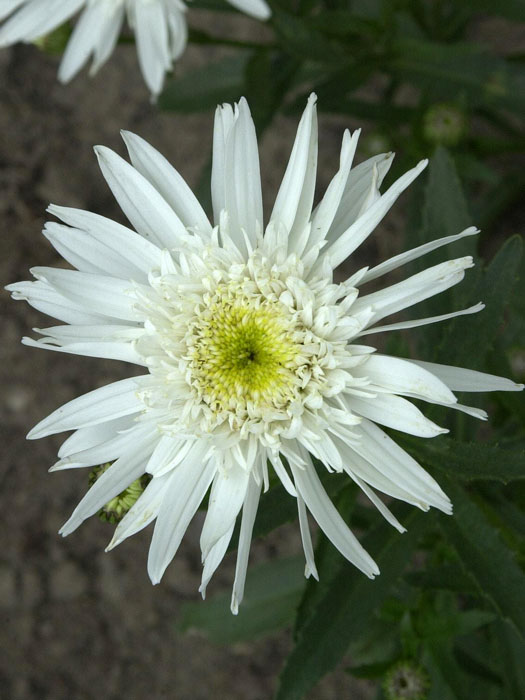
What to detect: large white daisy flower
<box><xmin>0</xmin><ymin>0</ymin><xmax>271</xmax><ymax>96</ymax></box>
<box><xmin>8</xmin><ymin>96</ymin><xmax>522</xmax><ymax>612</ymax></box>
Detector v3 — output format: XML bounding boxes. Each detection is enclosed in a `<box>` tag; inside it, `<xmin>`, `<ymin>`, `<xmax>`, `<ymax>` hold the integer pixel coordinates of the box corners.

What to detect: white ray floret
<box><xmin>0</xmin><ymin>0</ymin><xmax>271</xmax><ymax>97</ymax></box>
<box><xmin>7</xmin><ymin>95</ymin><xmax>523</xmax><ymax>613</ymax></box>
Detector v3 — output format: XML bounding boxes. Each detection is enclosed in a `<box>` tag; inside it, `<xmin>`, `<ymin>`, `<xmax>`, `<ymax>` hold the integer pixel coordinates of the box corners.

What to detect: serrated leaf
<box><xmin>408</xmin><ymin>146</ymin><xmax>473</xmax><ymax>354</ymax></box>
<box><xmin>276</xmin><ymin>510</ymin><xmax>431</xmax><ymax>700</ymax></box>
<box><xmin>420</xmin><ymin>147</ymin><xmax>473</xmax><ymax>255</ymax></box>
<box><xmin>439</xmin><ymin>480</ymin><xmax>525</xmax><ymax>639</ymax></box>
<box><xmin>179</xmin><ymin>556</ymin><xmax>305</xmax><ymax>644</ymax></box>
<box><xmin>436</xmin><ymin>235</ymin><xmax>523</xmax><ymax>367</ymax></box>
<box><xmin>159</xmin><ymin>52</ymin><xmax>249</xmax><ymax>112</ymax></box>
<box><xmin>404</xmin><ymin>437</ymin><xmax>525</xmax><ymax>484</ymax></box>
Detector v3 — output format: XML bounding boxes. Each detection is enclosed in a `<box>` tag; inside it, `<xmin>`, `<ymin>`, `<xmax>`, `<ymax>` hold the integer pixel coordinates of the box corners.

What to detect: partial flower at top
<box><xmin>7</xmin><ymin>95</ymin><xmax>523</xmax><ymax>613</ymax></box>
<box><xmin>0</xmin><ymin>0</ymin><xmax>271</xmax><ymax>97</ymax></box>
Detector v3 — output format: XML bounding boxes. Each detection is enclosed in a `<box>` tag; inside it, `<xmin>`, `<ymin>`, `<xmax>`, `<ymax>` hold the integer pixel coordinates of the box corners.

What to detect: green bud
<box><xmin>383</xmin><ymin>660</ymin><xmax>430</xmax><ymax>700</ymax></box>
<box><xmin>89</xmin><ymin>463</ymin><xmax>152</xmax><ymax>524</ymax></box>
<box><xmin>423</xmin><ymin>103</ymin><xmax>467</xmax><ymax>147</ymax></box>
<box><xmin>33</xmin><ymin>23</ymin><xmax>72</xmax><ymax>56</ymax></box>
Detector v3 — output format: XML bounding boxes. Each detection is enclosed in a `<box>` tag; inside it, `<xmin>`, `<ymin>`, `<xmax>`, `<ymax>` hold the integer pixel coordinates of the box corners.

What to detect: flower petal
<box><xmin>121</xmin><ymin>130</ymin><xmax>212</xmax><ymax>236</ymax></box>
<box><xmin>147</xmin><ymin>445</ymin><xmax>216</xmax><ymax>584</ymax></box>
<box><xmin>290</xmin><ymin>454</ymin><xmax>379</xmax><ymax>578</ymax></box>
<box><xmin>95</xmin><ymin>145</ymin><xmax>189</xmax><ymax>248</ymax></box>
<box><xmin>28</xmin><ymin>376</ymin><xmax>146</xmax><ymax>439</ymax></box>
<box><xmin>231</xmin><ymin>475</ymin><xmax>261</xmax><ymax>614</ymax></box>
<box><xmin>270</xmin><ymin>94</ymin><xmax>318</xmax><ymax>250</ymax></box>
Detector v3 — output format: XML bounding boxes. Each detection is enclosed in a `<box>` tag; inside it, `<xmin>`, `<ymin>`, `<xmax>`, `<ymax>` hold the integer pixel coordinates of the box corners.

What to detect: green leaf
<box><xmin>408</xmin><ymin>146</ymin><xmax>474</xmax><ymax>355</ymax></box>
<box><xmin>439</xmin><ymin>480</ymin><xmax>525</xmax><ymax>639</ymax></box>
<box><xmin>271</xmin><ymin>8</ymin><xmax>347</xmax><ymax>64</ymax></box>
<box><xmin>244</xmin><ymin>50</ymin><xmax>299</xmax><ymax>133</ymax></box>
<box><xmin>391</xmin><ymin>39</ymin><xmax>525</xmax><ymax>111</ymax></box>
<box><xmin>459</xmin><ymin>0</ymin><xmax>525</xmax><ymax>22</ymax></box>
<box><xmin>159</xmin><ymin>52</ymin><xmax>249</xmax><ymax>112</ymax></box>
<box><xmin>436</xmin><ymin>235</ymin><xmax>523</xmax><ymax>367</ymax></box>
<box><xmin>405</xmin><ymin>564</ymin><xmax>477</xmax><ymax>594</ymax></box>
<box><xmin>179</xmin><ymin>555</ymin><xmax>305</xmax><ymax>644</ymax></box>
<box><xmin>276</xmin><ymin>510</ymin><xmax>431</xmax><ymax>700</ymax></box>
<box><xmin>404</xmin><ymin>437</ymin><xmax>525</xmax><ymax>484</ymax></box>
<box><xmin>420</xmin><ymin>146</ymin><xmax>473</xmax><ymax>256</ymax></box>
<box><xmin>494</xmin><ymin>621</ymin><xmax>525</xmax><ymax>699</ymax></box>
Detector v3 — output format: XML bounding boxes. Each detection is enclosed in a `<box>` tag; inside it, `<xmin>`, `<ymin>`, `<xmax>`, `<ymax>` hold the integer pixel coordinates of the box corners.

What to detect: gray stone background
<box><xmin>0</xmin><ymin>15</ymin><xmax>377</xmax><ymax>700</ymax></box>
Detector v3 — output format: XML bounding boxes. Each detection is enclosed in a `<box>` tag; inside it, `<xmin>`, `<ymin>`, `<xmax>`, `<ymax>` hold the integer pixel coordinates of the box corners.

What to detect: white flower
<box><xmin>7</xmin><ymin>95</ymin><xmax>523</xmax><ymax>612</ymax></box>
<box><xmin>0</xmin><ymin>0</ymin><xmax>271</xmax><ymax>96</ymax></box>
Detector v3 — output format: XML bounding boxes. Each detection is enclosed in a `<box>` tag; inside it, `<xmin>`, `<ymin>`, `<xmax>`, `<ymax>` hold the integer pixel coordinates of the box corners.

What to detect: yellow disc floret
<box><xmin>187</xmin><ymin>285</ymin><xmax>302</xmax><ymax>416</ymax></box>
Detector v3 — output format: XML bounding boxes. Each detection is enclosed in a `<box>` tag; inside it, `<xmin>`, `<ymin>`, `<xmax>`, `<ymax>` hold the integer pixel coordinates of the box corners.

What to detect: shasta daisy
<box><xmin>7</xmin><ymin>95</ymin><xmax>522</xmax><ymax>612</ymax></box>
<box><xmin>0</xmin><ymin>0</ymin><xmax>271</xmax><ymax>96</ymax></box>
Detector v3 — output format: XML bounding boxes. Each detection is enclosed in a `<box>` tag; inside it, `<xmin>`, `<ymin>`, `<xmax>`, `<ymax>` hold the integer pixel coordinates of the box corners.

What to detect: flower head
<box><xmin>384</xmin><ymin>661</ymin><xmax>430</xmax><ymax>700</ymax></box>
<box><xmin>8</xmin><ymin>95</ymin><xmax>522</xmax><ymax>612</ymax></box>
<box><xmin>0</xmin><ymin>0</ymin><xmax>270</xmax><ymax>96</ymax></box>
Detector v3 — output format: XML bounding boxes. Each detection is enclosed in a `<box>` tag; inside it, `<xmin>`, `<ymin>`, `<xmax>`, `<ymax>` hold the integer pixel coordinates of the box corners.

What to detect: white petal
<box><xmin>58</xmin><ymin>1</ymin><xmax>122</xmax><ymax>83</ymax></box>
<box><xmin>21</xmin><ymin>335</ymin><xmax>144</xmax><ymax>365</ymax></box>
<box><xmin>0</xmin><ymin>1</ymin><xmax>27</xmax><ymax>24</ymax></box>
<box><xmin>200</xmin><ymin>464</ymin><xmax>250</xmax><ymax>559</ymax></box>
<box><xmin>347</xmin><ymin>471</ymin><xmax>406</xmax><ymax>533</ymax></box>
<box><xmin>297</xmin><ymin>493</ymin><xmax>318</xmax><ymax>580</ymax></box>
<box><xmin>30</xmin><ymin>267</ymin><xmax>140</xmax><ymax>322</ymax></box>
<box><xmin>290</xmin><ymin>455</ymin><xmax>379</xmax><ymax>578</ymax></box>
<box><xmin>57</xmin><ymin>416</ymin><xmax>136</xmax><ymax>459</ymax></box>
<box><xmin>48</xmin><ymin>205</ymin><xmax>163</xmax><ymax>270</ymax></box>
<box><xmin>28</xmin><ymin>376</ymin><xmax>146</xmax><ymax>439</ymax></box>
<box><xmin>323</xmin><ymin>159</ymin><xmax>428</xmax><ymax>270</ymax></box>
<box><xmin>145</xmin><ymin>434</ymin><xmax>187</xmax><ymax>476</ymax></box>
<box><xmin>147</xmin><ymin>446</ymin><xmax>216</xmax><ymax>584</ymax></box>
<box><xmin>51</xmin><ymin>422</ymin><xmax>155</xmax><ymax>471</ymax></box>
<box><xmin>211</xmin><ymin>102</ymin><xmax>235</xmax><ymax>224</ymax></box>
<box><xmin>231</xmin><ymin>475</ymin><xmax>261</xmax><ymax>614</ymax></box>
<box><xmin>226</xmin><ymin>0</ymin><xmax>271</xmax><ymax>20</ymax></box>
<box><xmin>222</xmin><ymin>97</ymin><xmax>264</xmax><ymax>252</ymax></box>
<box><xmin>354</xmin><ymin>354</ymin><xmax>457</xmax><ymax>404</ymax></box>
<box><xmin>121</xmin><ymin>130</ymin><xmax>212</xmax><ymax>236</ymax></box>
<box><xmin>362</xmin><ymin>227</ymin><xmax>479</xmax><ymax>283</ymax></box>
<box><xmin>199</xmin><ymin>524</ymin><xmax>235</xmax><ymax>598</ymax></box>
<box><xmin>0</xmin><ymin>0</ymin><xmax>84</xmax><ymax>45</ymax></box>
<box><xmin>106</xmin><ymin>471</ymin><xmax>172</xmax><ymax>550</ymax></box>
<box><xmin>90</xmin><ymin>2</ymin><xmax>125</xmax><ymax>74</ymax></box>
<box><xmin>268</xmin><ymin>452</ymin><xmax>297</xmax><ymax>497</ymax></box>
<box><xmin>358</xmin><ymin>303</ymin><xmax>484</xmax><ymax>337</ymax></box>
<box><xmin>44</xmin><ymin>218</ymin><xmax>161</xmax><ymax>281</ymax></box>
<box><xmin>327</xmin><ymin>152</ymin><xmax>394</xmax><ymax>244</ymax></box>
<box><xmin>94</xmin><ymin>146</ymin><xmax>189</xmax><ymax>248</ymax></box>
<box><xmin>410</xmin><ymin>361</ymin><xmax>525</xmax><ymax>393</ymax></box>
<box><xmin>351</xmin><ymin>419</ymin><xmax>451</xmax><ymax>513</ymax></box>
<box><xmin>308</xmin><ymin>129</ymin><xmax>360</xmax><ymax>250</ymax></box>
<box><xmin>270</xmin><ymin>94</ymin><xmax>318</xmax><ymax>250</ymax></box>
<box><xmin>133</xmin><ymin>0</ymin><xmax>171</xmax><ymax>96</ymax></box>
<box><xmin>7</xmin><ymin>279</ymin><xmax>120</xmax><ymax>325</ymax></box>
<box><xmin>351</xmin><ymin>257</ymin><xmax>474</xmax><ymax>328</ymax></box>
<box><xmin>347</xmin><ymin>392</ymin><xmax>447</xmax><ymax>438</ymax></box>
<box><xmin>59</xmin><ymin>430</ymin><xmax>157</xmax><ymax>537</ymax></box>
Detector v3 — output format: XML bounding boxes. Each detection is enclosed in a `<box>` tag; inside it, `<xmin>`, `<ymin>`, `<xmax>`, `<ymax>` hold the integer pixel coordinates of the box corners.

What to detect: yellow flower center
<box><xmin>187</xmin><ymin>289</ymin><xmax>302</xmax><ymax>415</ymax></box>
